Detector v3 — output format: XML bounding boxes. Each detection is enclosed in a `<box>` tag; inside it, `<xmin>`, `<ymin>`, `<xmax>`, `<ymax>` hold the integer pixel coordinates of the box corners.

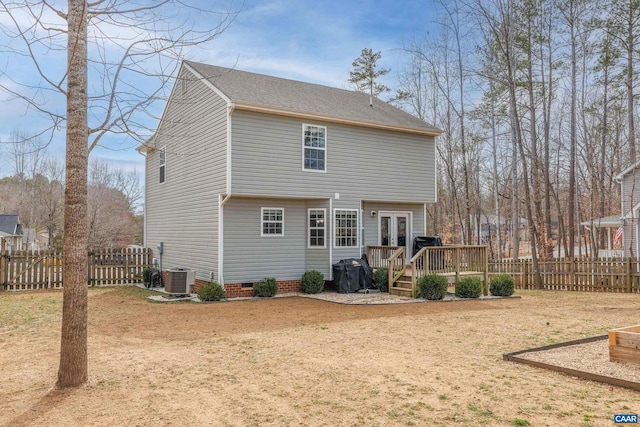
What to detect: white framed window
<box><xmin>159</xmin><ymin>147</ymin><xmax>166</xmax><ymax>183</ymax></box>
<box><xmin>302</xmin><ymin>124</ymin><xmax>326</xmax><ymax>172</ymax></box>
<box><xmin>308</xmin><ymin>208</ymin><xmax>326</xmax><ymax>248</ymax></box>
<box><xmin>334</xmin><ymin>209</ymin><xmax>358</xmax><ymax>247</ymax></box>
<box><xmin>261</xmin><ymin>207</ymin><xmax>284</xmax><ymax>236</ymax></box>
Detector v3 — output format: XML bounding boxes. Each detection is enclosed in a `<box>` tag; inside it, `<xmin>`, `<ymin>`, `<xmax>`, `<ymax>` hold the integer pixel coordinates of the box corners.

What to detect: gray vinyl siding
<box><xmin>144</xmin><ymin>66</ymin><xmax>227</xmax><ymax>282</ymax></box>
<box><xmin>622</xmin><ymin>172</ymin><xmax>640</xmax><ymax>214</ymax></box>
<box><xmin>621</xmin><ymin>173</ymin><xmax>640</xmax><ymax>257</ymax></box>
<box><xmin>223</xmin><ymin>197</ymin><xmax>307</xmax><ymax>283</ymax></box>
<box><xmin>230</xmin><ymin>111</ymin><xmax>436</xmax><ymax>203</ymax></box>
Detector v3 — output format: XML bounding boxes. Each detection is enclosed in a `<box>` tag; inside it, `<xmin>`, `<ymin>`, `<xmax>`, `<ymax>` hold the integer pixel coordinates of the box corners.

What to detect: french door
<box><xmin>379</xmin><ymin>212</ymin><xmax>411</xmax><ymax>260</ymax></box>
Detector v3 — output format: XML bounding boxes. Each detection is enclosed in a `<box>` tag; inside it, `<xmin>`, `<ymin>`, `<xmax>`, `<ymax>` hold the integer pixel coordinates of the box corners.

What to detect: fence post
<box><xmin>523</xmin><ymin>260</ymin><xmax>529</xmax><ymax>289</ymax></box>
<box><xmin>0</xmin><ymin>251</ymin><xmax>5</xmax><ymax>290</ymax></box>
<box><xmin>626</xmin><ymin>258</ymin><xmax>633</xmax><ymax>293</ymax></box>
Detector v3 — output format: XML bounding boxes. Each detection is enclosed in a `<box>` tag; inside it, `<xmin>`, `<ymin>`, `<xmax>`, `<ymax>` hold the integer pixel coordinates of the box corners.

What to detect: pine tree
<box><xmin>348</xmin><ymin>48</ymin><xmax>391</xmax><ymax>103</ymax></box>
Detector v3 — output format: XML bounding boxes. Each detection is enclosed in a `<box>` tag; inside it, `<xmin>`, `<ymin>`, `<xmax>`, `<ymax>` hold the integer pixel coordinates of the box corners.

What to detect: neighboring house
<box><xmin>470</xmin><ymin>214</ymin><xmax>528</xmax><ymax>245</ymax></box>
<box><xmin>613</xmin><ymin>162</ymin><xmax>640</xmax><ymax>257</ymax></box>
<box><xmin>22</xmin><ymin>227</ymin><xmax>46</xmax><ymax>251</ymax></box>
<box><xmin>580</xmin><ymin>215</ymin><xmax>623</xmax><ymax>258</ymax></box>
<box><xmin>0</xmin><ymin>214</ymin><xmax>23</xmax><ymax>253</ymax></box>
<box><xmin>140</xmin><ymin>61</ymin><xmax>441</xmax><ymax>297</ymax></box>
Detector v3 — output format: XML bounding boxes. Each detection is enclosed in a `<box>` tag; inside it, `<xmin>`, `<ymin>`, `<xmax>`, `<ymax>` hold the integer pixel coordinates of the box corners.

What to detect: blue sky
<box><xmin>0</xmin><ymin>0</ymin><xmax>439</xmax><ymax>180</ymax></box>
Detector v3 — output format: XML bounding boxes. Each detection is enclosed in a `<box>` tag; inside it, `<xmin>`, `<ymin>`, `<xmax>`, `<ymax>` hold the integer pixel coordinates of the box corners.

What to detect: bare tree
<box><xmin>0</xmin><ymin>0</ymin><xmax>238</xmax><ymax>387</ymax></box>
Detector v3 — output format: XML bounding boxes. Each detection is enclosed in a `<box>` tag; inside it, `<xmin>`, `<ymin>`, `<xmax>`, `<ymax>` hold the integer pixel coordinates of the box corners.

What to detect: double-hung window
<box><xmin>303</xmin><ymin>124</ymin><xmax>326</xmax><ymax>172</ymax></box>
<box><xmin>159</xmin><ymin>147</ymin><xmax>166</xmax><ymax>183</ymax></box>
<box><xmin>308</xmin><ymin>209</ymin><xmax>326</xmax><ymax>248</ymax></box>
<box><xmin>261</xmin><ymin>208</ymin><xmax>284</xmax><ymax>236</ymax></box>
<box><xmin>334</xmin><ymin>209</ymin><xmax>358</xmax><ymax>247</ymax></box>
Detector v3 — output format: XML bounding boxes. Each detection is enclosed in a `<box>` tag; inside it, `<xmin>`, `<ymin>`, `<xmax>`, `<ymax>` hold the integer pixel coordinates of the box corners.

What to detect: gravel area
<box><xmin>516</xmin><ymin>338</ymin><xmax>640</xmax><ymax>383</ymax></box>
<box><xmin>298</xmin><ymin>289</ymin><xmax>511</xmax><ymax>304</ymax></box>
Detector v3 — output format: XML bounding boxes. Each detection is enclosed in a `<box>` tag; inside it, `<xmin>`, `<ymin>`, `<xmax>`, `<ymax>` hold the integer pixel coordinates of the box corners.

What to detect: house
<box><xmin>470</xmin><ymin>214</ymin><xmax>529</xmax><ymax>243</ymax></box>
<box><xmin>580</xmin><ymin>215</ymin><xmax>623</xmax><ymax>258</ymax></box>
<box><xmin>140</xmin><ymin>61</ymin><xmax>441</xmax><ymax>297</ymax></box>
<box><xmin>22</xmin><ymin>227</ymin><xmax>46</xmax><ymax>251</ymax></box>
<box><xmin>585</xmin><ymin>163</ymin><xmax>640</xmax><ymax>258</ymax></box>
<box><xmin>613</xmin><ymin>162</ymin><xmax>640</xmax><ymax>257</ymax></box>
<box><xmin>0</xmin><ymin>214</ymin><xmax>23</xmax><ymax>253</ymax></box>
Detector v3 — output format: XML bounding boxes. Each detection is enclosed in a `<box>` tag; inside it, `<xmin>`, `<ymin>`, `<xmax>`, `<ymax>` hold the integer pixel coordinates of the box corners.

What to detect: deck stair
<box><xmin>389</xmin><ymin>266</ymin><xmax>413</xmax><ymax>298</ymax></box>
<box><xmin>389</xmin><ymin>271</ymin><xmax>413</xmax><ymax>297</ymax></box>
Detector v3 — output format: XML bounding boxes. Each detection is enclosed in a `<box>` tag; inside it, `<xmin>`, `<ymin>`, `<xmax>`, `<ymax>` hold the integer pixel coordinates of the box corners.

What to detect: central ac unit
<box><xmin>164</xmin><ymin>268</ymin><xmax>196</xmax><ymax>295</ymax></box>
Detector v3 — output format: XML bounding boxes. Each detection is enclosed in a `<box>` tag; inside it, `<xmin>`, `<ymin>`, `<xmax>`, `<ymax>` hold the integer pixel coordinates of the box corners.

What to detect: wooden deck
<box><xmin>368</xmin><ymin>245</ymin><xmax>489</xmax><ymax>298</ymax></box>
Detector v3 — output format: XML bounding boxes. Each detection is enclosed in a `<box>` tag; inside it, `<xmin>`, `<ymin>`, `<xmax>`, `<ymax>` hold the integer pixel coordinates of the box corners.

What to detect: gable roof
<box><xmin>615</xmin><ymin>160</ymin><xmax>640</xmax><ymax>181</ymax></box>
<box><xmin>0</xmin><ymin>214</ymin><xmax>21</xmax><ymax>235</ymax></box>
<box><xmin>184</xmin><ymin>61</ymin><xmax>442</xmax><ymax>137</ymax></box>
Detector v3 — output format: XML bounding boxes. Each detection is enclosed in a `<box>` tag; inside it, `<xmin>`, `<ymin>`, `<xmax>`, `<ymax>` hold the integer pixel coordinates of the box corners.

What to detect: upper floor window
<box><xmin>303</xmin><ymin>124</ymin><xmax>326</xmax><ymax>172</ymax></box>
<box><xmin>159</xmin><ymin>147</ymin><xmax>166</xmax><ymax>183</ymax></box>
<box><xmin>261</xmin><ymin>207</ymin><xmax>284</xmax><ymax>236</ymax></box>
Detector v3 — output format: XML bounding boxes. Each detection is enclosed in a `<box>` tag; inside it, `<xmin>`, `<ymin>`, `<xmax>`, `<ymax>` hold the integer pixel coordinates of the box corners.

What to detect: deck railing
<box><xmin>367</xmin><ymin>245</ymin><xmax>401</xmax><ymax>269</ymax></box>
<box><xmin>368</xmin><ymin>245</ymin><xmax>489</xmax><ymax>296</ymax></box>
<box><xmin>410</xmin><ymin>245</ymin><xmax>489</xmax><ymax>295</ymax></box>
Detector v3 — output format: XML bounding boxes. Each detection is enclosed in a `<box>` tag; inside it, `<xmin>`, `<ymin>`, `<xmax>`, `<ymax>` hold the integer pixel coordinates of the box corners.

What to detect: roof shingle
<box><xmin>184</xmin><ymin>61</ymin><xmax>441</xmax><ymax>136</ymax></box>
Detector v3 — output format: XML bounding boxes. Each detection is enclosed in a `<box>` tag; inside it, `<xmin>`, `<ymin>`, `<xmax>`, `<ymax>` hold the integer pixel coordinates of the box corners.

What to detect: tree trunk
<box><xmin>627</xmin><ymin>8</ymin><xmax>636</xmax><ymax>163</ymax></box>
<box><xmin>568</xmin><ymin>0</ymin><xmax>577</xmax><ymax>258</ymax></box>
<box><xmin>57</xmin><ymin>0</ymin><xmax>89</xmax><ymax>388</ymax></box>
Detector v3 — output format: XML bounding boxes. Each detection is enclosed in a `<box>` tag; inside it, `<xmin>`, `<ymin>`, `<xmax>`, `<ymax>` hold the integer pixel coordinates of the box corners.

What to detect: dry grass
<box><xmin>1</xmin><ymin>287</ymin><xmax>639</xmax><ymax>427</ymax></box>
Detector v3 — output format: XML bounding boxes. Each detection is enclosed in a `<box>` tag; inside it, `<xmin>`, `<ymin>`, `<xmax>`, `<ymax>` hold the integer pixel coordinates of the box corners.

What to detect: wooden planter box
<box><xmin>609</xmin><ymin>325</ymin><xmax>640</xmax><ymax>365</ymax></box>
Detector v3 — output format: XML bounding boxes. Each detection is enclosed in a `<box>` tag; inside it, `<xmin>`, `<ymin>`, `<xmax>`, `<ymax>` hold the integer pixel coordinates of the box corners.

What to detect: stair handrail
<box><xmin>387</xmin><ymin>247</ymin><xmax>405</xmax><ymax>289</ymax></box>
<box><xmin>409</xmin><ymin>246</ymin><xmax>431</xmax><ymax>297</ymax></box>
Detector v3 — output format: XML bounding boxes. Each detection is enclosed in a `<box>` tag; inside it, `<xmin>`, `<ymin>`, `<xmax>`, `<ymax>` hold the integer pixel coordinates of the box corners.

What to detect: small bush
<box><xmin>455</xmin><ymin>277</ymin><xmax>483</xmax><ymax>298</ymax></box>
<box><xmin>142</xmin><ymin>267</ymin><xmax>156</xmax><ymax>287</ymax></box>
<box><xmin>253</xmin><ymin>277</ymin><xmax>277</xmax><ymax>297</ymax></box>
<box><xmin>373</xmin><ymin>268</ymin><xmax>389</xmax><ymax>292</ymax></box>
<box><xmin>417</xmin><ymin>274</ymin><xmax>448</xmax><ymax>300</ymax></box>
<box><xmin>198</xmin><ymin>281</ymin><xmax>225</xmax><ymax>301</ymax></box>
<box><xmin>490</xmin><ymin>274</ymin><xmax>515</xmax><ymax>297</ymax></box>
<box><xmin>301</xmin><ymin>270</ymin><xmax>324</xmax><ymax>294</ymax></box>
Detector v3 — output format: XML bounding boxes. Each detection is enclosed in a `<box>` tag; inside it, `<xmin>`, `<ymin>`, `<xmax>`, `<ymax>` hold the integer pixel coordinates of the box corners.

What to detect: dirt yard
<box><xmin>1</xmin><ymin>287</ymin><xmax>639</xmax><ymax>427</ymax></box>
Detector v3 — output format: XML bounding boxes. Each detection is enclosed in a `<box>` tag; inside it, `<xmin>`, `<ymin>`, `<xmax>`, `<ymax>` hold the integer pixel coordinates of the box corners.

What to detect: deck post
<box><xmin>454</xmin><ymin>247</ymin><xmax>460</xmax><ymax>284</ymax></box>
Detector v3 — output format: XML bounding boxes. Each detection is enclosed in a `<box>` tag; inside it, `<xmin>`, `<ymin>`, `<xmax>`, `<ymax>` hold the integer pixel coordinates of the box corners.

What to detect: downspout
<box><xmin>329</xmin><ymin>198</ymin><xmax>333</xmax><ymax>280</ymax></box>
<box><xmin>219</xmin><ymin>101</ymin><xmax>235</xmax><ymax>285</ymax></box>
<box><xmin>218</xmin><ymin>193</ymin><xmax>232</xmax><ymax>285</ymax></box>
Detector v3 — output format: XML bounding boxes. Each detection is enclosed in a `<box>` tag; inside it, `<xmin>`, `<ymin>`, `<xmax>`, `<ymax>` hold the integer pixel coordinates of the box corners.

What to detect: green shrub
<box><xmin>300</xmin><ymin>270</ymin><xmax>324</xmax><ymax>294</ymax></box>
<box><xmin>455</xmin><ymin>277</ymin><xmax>483</xmax><ymax>298</ymax></box>
<box><xmin>373</xmin><ymin>268</ymin><xmax>389</xmax><ymax>292</ymax></box>
<box><xmin>253</xmin><ymin>277</ymin><xmax>277</xmax><ymax>297</ymax></box>
<box><xmin>490</xmin><ymin>274</ymin><xmax>515</xmax><ymax>297</ymax></box>
<box><xmin>417</xmin><ymin>274</ymin><xmax>448</xmax><ymax>300</ymax></box>
<box><xmin>142</xmin><ymin>267</ymin><xmax>157</xmax><ymax>288</ymax></box>
<box><xmin>198</xmin><ymin>281</ymin><xmax>225</xmax><ymax>301</ymax></box>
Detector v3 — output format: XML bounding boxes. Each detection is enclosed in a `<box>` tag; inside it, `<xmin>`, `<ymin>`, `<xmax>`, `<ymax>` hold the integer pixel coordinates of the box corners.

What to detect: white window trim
<box><xmin>302</xmin><ymin>124</ymin><xmax>327</xmax><ymax>173</ymax></box>
<box><xmin>261</xmin><ymin>207</ymin><xmax>284</xmax><ymax>237</ymax></box>
<box><xmin>159</xmin><ymin>146</ymin><xmax>166</xmax><ymax>184</ymax></box>
<box><xmin>333</xmin><ymin>208</ymin><xmax>359</xmax><ymax>248</ymax></box>
<box><xmin>308</xmin><ymin>208</ymin><xmax>326</xmax><ymax>249</ymax></box>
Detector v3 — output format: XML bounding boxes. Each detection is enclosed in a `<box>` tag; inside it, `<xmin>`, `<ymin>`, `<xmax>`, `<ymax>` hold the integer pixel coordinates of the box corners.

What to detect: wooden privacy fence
<box><xmin>489</xmin><ymin>258</ymin><xmax>640</xmax><ymax>293</ymax></box>
<box><xmin>1</xmin><ymin>247</ymin><xmax>152</xmax><ymax>291</ymax></box>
